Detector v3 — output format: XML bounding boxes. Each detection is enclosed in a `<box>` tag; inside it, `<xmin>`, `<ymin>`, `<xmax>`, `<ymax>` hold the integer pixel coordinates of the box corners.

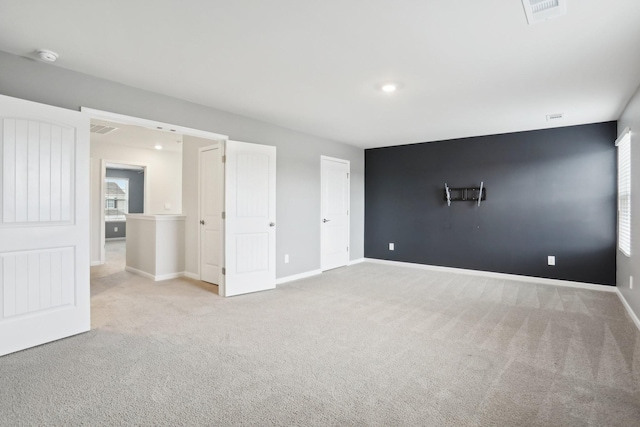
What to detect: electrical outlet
<box><xmin>631</xmin><ymin>276</ymin><xmax>634</xmax><ymax>290</ymax></box>
<box><xmin>389</xmin><ymin>243</ymin><xmax>395</xmax><ymax>251</ymax></box>
<box><xmin>114</xmin><ymin>226</ymin><xmax>118</xmax><ymax>232</ymax></box>
<box><xmin>547</xmin><ymin>256</ymin><xmax>555</xmax><ymax>266</ymax></box>
<box><xmin>164</xmin><ymin>203</ymin><xmax>171</xmax><ymax>210</ymax></box>
<box><xmin>284</xmin><ymin>254</ymin><xmax>289</xmax><ymax>264</ymax></box>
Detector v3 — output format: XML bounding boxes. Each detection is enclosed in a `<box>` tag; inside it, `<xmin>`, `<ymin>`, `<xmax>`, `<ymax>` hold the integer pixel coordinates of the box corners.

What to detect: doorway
<box><xmin>321</xmin><ymin>156</ymin><xmax>350</xmax><ymax>271</ymax></box>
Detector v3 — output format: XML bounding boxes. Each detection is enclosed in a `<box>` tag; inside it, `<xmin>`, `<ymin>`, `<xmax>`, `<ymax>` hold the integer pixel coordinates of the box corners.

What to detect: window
<box><xmin>617</xmin><ymin>128</ymin><xmax>631</xmax><ymax>256</ymax></box>
<box><xmin>105</xmin><ymin>177</ymin><xmax>129</xmax><ymax>221</ymax></box>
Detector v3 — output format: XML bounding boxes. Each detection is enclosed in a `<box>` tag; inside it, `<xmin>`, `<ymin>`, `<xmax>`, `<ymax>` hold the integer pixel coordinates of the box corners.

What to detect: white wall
<box><xmin>0</xmin><ymin>50</ymin><xmax>364</xmax><ymax>279</ymax></box>
<box><xmin>617</xmin><ymin>82</ymin><xmax>640</xmax><ymax>322</ymax></box>
<box><xmin>90</xmin><ymin>140</ymin><xmax>182</xmax><ymax>263</ymax></box>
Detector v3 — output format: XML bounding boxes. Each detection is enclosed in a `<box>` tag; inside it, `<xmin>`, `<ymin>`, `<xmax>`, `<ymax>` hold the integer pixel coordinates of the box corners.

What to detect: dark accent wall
<box><xmin>105</xmin><ymin>168</ymin><xmax>144</xmax><ymax>239</ymax></box>
<box><xmin>365</xmin><ymin>122</ymin><xmax>617</xmax><ymax>285</ymax></box>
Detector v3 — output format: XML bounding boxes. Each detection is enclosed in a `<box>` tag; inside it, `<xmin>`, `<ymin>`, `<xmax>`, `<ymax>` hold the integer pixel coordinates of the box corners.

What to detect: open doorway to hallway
<box><xmin>89</xmin><ymin>118</ymin><xmax>183</xmax><ymax>275</ymax></box>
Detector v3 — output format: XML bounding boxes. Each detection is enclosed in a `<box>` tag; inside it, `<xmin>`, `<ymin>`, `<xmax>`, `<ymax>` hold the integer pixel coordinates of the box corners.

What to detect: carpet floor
<box><xmin>1</xmin><ymin>244</ymin><xmax>639</xmax><ymax>426</ymax></box>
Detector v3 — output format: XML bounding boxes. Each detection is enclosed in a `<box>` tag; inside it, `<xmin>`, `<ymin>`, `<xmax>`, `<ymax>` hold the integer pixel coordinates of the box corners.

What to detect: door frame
<box><xmin>98</xmin><ymin>160</ymin><xmax>148</xmax><ymax>264</ymax></box>
<box><xmin>81</xmin><ymin>108</ymin><xmax>228</xmax><ymax>267</ymax></box>
<box><xmin>320</xmin><ymin>155</ymin><xmax>350</xmax><ymax>271</ymax></box>
<box><xmin>197</xmin><ymin>143</ymin><xmax>225</xmax><ymax>286</ymax></box>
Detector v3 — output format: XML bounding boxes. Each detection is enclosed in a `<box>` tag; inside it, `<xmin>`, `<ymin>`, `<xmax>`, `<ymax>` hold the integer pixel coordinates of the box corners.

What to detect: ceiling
<box><xmin>91</xmin><ymin>119</ymin><xmax>183</xmax><ymax>153</ymax></box>
<box><xmin>1</xmin><ymin>0</ymin><xmax>639</xmax><ymax>149</ymax></box>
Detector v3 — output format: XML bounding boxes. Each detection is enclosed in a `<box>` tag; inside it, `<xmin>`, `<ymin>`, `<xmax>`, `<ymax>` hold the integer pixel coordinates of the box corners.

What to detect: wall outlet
<box><xmin>114</xmin><ymin>226</ymin><xmax>118</xmax><ymax>232</ymax></box>
<box><xmin>389</xmin><ymin>243</ymin><xmax>395</xmax><ymax>251</ymax></box>
<box><xmin>547</xmin><ymin>256</ymin><xmax>555</xmax><ymax>266</ymax></box>
<box><xmin>631</xmin><ymin>276</ymin><xmax>634</xmax><ymax>290</ymax></box>
<box><xmin>164</xmin><ymin>203</ymin><xmax>171</xmax><ymax>210</ymax></box>
<box><xmin>284</xmin><ymin>254</ymin><xmax>289</xmax><ymax>264</ymax></box>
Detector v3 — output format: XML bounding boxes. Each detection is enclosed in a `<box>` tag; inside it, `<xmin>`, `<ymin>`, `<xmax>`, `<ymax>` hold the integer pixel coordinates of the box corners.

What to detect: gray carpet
<box><xmin>1</xmin><ymin>246</ymin><xmax>639</xmax><ymax>426</ymax></box>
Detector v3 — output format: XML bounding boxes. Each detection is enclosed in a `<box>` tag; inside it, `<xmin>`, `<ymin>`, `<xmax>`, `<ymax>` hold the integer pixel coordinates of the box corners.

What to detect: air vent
<box><xmin>522</xmin><ymin>0</ymin><xmax>566</xmax><ymax>25</ymax></box>
<box><xmin>546</xmin><ymin>113</ymin><xmax>564</xmax><ymax>121</ymax></box>
<box><xmin>90</xmin><ymin>124</ymin><xmax>118</xmax><ymax>135</ymax></box>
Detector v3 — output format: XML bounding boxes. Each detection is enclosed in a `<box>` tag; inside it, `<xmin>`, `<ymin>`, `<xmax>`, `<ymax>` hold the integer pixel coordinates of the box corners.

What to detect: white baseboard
<box><xmin>183</xmin><ymin>271</ymin><xmax>200</xmax><ymax>280</ymax></box>
<box><xmin>616</xmin><ymin>288</ymin><xmax>640</xmax><ymax>331</ymax></box>
<box><xmin>348</xmin><ymin>258</ymin><xmax>366</xmax><ymax>266</ymax></box>
<box><xmin>125</xmin><ymin>266</ymin><xmax>184</xmax><ymax>282</ymax></box>
<box><xmin>363</xmin><ymin>258</ymin><xmax>616</xmax><ymax>293</ymax></box>
<box><xmin>125</xmin><ymin>266</ymin><xmax>155</xmax><ymax>280</ymax></box>
<box><xmin>105</xmin><ymin>237</ymin><xmax>126</xmax><ymax>241</ymax></box>
<box><xmin>90</xmin><ymin>261</ymin><xmax>103</xmax><ymax>266</ymax></box>
<box><xmin>276</xmin><ymin>269</ymin><xmax>322</xmax><ymax>285</ymax></box>
<box><xmin>155</xmin><ymin>272</ymin><xmax>185</xmax><ymax>281</ymax></box>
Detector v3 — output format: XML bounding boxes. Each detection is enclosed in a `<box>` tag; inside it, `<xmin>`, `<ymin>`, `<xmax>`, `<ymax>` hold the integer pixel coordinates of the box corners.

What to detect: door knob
<box><xmin>200</xmin><ymin>220</ymin><xmax>205</xmax><ymax>225</ymax></box>
<box><xmin>269</xmin><ymin>222</ymin><xmax>275</xmax><ymax>227</ymax></box>
<box><xmin>323</xmin><ymin>218</ymin><xmax>330</xmax><ymax>223</ymax></box>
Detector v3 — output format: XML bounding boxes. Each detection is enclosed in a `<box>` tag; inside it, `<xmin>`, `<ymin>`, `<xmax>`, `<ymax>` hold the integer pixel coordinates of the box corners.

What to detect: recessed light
<box><xmin>37</xmin><ymin>49</ymin><xmax>58</xmax><ymax>62</ymax></box>
<box><xmin>381</xmin><ymin>83</ymin><xmax>398</xmax><ymax>93</ymax></box>
<box><xmin>154</xmin><ymin>144</ymin><xmax>163</xmax><ymax>150</ymax></box>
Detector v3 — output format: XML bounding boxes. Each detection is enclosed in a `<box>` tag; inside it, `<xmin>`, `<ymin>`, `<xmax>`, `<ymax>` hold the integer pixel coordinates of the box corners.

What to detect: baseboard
<box><xmin>616</xmin><ymin>288</ymin><xmax>640</xmax><ymax>331</ymax></box>
<box><xmin>363</xmin><ymin>258</ymin><xmax>616</xmax><ymax>293</ymax></box>
<box><xmin>106</xmin><ymin>237</ymin><xmax>126</xmax><ymax>241</ymax></box>
<box><xmin>90</xmin><ymin>261</ymin><xmax>103</xmax><ymax>266</ymax></box>
<box><xmin>276</xmin><ymin>269</ymin><xmax>322</xmax><ymax>285</ymax></box>
<box><xmin>125</xmin><ymin>266</ymin><xmax>184</xmax><ymax>282</ymax></box>
<box><xmin>183</xmin><ymin>271</ymin><xmax>200</xmax><ymax>280</ymax></box>
<box><xmin>155</xmin><ymin>272</ymin><xmax>185</xmax><ymax>281</ymax></box>
<box><xmin>348</xmin><ymin>258</ymin><xmax>366</xmax><ymax>266</ymax></box>
<box><xmin>125</xmin><ymin>266</ymin><xmax>155</xmax><ymax>280</ymax></box>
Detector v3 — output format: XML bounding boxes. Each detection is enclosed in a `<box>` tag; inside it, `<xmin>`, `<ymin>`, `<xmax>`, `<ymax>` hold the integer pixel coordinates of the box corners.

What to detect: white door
<box><xmin>321</xmin><ymin>156</ymin><xmax>350</xmax><ymax>271</ymax></box>
<box><xmin>199</xmin><ymin>144</ymin><xmax>223</xmax><ymax>284</ymax></box>
<box><xmin>0</xmin><ymin>94</ymin><xmax>90</xmax><ymax>356</ymax></box>
<box><xmin>223</xmin><ymin>140</ymin><xmax>276</xmax><ymax>297</ymax></box>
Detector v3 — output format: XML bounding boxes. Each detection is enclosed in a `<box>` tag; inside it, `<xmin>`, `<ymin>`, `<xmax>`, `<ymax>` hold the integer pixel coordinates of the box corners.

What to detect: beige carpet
<box><xmin>1</xmin><ymin>246</ymin><xmax>639</xmax><ymax>426</ymax></box>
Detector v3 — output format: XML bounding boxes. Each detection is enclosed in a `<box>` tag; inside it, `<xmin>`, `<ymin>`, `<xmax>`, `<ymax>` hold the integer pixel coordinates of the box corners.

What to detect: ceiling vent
<box><xmin>90</xmin><ymin>124</ymin><xmax>118</xmax><ymax>135</ymax></box>
<box><xmin>522</xmin><ymin>0</ymin><xmax>567</xmax><ymax>25</ymax></box>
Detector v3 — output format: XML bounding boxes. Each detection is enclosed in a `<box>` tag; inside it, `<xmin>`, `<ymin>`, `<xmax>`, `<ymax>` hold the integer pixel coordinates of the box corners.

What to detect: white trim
<box><xmin>154</xmin><ymin>272</ymin><xmax>186</xmax><ymax>281</ymax></box>
<box><xmin>90</xmin><ymin>261</ymin><xmax>104</xmax><ymax>266</ymax></box>
<box><xmin>105</xmin><ymin>237</ymin><xmax>126</xmax><ymax>241</ymax></box>
<box><xmin>183</xmin><ymin>271</ymin><xmax>200</xmax><ymax>280</ymax></box>
<box><xmin>82</xmin><ymin>107</ymin><xmax>229</xmax><ymax>141</ymax></box>
<box><xmin>616</xmin><ymin>288</ymin><xmax>640</xmax><ymax>331</ymax></box>
<box><xmin>276</xmin><ymin>269</ymin><xmax>322</xmax><ymax>285</ymax></box>
<box><xmin>363</xmin><ymin>258</ymin><xmax>616</xmax><ymax>292</ymax></box>
<box><xmin>348</xmin><ymin>258</ymin><xmax>366</xmax><ymax>266</ymax></box>
<box><xmin>125</xmin><ymin>266</ymin><xmax>156</xmax><ymax>280</ymax></box>
<box><xmin>100</xmin><ymin>159</ymin><xmax>148</xmax><ymax>264</ymax></box>
<box><xmin>125</xmin><ymin>266</ymin><xmax>185</xmax><ymax>282</ymax></box>
<box><xmin>615</xmin><ymin>127</ymin><xmax>631</xmax><ymax>146</ymax></box>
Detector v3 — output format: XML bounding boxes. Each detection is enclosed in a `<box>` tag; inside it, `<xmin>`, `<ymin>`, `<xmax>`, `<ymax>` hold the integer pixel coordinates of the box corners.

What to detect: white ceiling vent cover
<box><xmin>90</xmin><ymin>124</ymin><xmax>119</xmax><ymax>134</ymax></box>
<box><xmin>522</xmin><ymin>0</ymin><xmax>567</xmax><ymax>25</ymax></box>
<box><xmin>546</xmin><ymin>113</ymin><xmax>564</xmax><ymax>121</ymax></box>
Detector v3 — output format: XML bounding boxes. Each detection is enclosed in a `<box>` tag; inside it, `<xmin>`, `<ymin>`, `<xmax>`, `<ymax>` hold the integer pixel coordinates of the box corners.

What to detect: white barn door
<box><xmin>223</xmin><ymin>140</ymin><xmax>276</xmax><ymax>297</ymax></box>
<box><xmin>321</xmin><ymin>156</ymin><xmax>350</xmax><ymax>271</ymax></box>
<box><xmin>0</xmin><ymin>95</ymin><xmax>90</xmax><ymax>356</ymax></box>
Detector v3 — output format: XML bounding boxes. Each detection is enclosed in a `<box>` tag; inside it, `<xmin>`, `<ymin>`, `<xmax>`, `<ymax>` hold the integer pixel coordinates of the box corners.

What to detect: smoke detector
<box><xmin>37</xmin><ymin>49</ymin><xmax>59</xmax><ymax>62</ymax></box>
<box><xmin>521</xmin><ymin>0</ymin><xmax>567</xmax><ymax>25</ymax></box>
